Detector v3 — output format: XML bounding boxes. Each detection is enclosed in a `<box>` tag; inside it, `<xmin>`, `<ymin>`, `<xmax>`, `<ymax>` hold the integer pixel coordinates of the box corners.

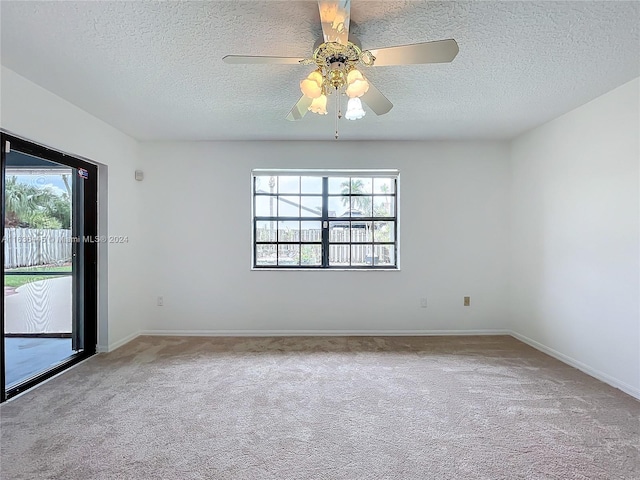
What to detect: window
<box><xmin>252</xmin><ymin>169</ymin><xmax>398</xmax><ymax>269</ymax></box>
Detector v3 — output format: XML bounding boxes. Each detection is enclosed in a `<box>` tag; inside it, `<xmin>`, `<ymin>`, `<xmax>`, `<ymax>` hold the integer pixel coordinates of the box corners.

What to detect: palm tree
<box><xmin>373</xmin><ymin>183</ymin><xmax>391</xmax><ymax>217</ymax></box>
<box><xmin>5</xmin><ymin>176</ymin><xmax>69</xmax><ymax>228</ymax></box>
<box><xmin>5</xmin><ymin>176</ymin><xmax>40</xmax><ymax>220</ymax></box>
<box><xmin>61</xmin><ymin>174</ymin><xmax>72</xmax><ymax>197</ymax></box>
<box><xmin>340</xmin><ymin>179</ymin><xmax>371</xmax><ymax>213</ymax></box>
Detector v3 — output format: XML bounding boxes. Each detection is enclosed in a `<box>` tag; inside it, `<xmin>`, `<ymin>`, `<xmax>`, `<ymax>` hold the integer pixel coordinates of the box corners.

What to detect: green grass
<box><xmin>4</xmin><ymin>265</ymin><xmax>72</xmax><ymax>289</ymax></box>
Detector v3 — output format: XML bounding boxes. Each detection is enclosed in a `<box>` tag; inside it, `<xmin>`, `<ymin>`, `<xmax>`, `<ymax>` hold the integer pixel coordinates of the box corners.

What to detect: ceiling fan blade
<box><xmin>286</xmin><ymin>96</ymin><xmax>313</xmax><ymax>121</ymax></box>
<box><xmin>318</xmin><ymin>1</ymin><xmax>351</xmax><ymax>45</ymax></box>
<box><xmin>222</xmin><ymin>55</ymin><xmax>306</xmax><ymax>65</ymax></box>
<box><xmin>360</xmin><ymin>82</ymin><xmax>393</xmax><ymax>116</ymax></box>
<box><xmin>369</xmin><ymin>39</ymin><xmax>459</xmax><ymax>66</ymax></box>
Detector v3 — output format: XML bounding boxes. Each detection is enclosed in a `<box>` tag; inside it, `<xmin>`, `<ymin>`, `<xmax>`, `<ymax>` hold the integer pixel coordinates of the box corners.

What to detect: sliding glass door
<box><xmin>1</xmin><ymin>133</ymin><xmax>97</xmax><ymax>401</ymax></box>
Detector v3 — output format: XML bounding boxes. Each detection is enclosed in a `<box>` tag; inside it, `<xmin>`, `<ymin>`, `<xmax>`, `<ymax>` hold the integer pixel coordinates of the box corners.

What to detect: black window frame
<box><xmin>1</xmin><ymin>131</ymin><xmax>98</xmax><ymax>402</ymax></box>
<box><xmin>252</xmin><ymin>170</ymin><xmax>399</xmax><ymax>269</ymax></box>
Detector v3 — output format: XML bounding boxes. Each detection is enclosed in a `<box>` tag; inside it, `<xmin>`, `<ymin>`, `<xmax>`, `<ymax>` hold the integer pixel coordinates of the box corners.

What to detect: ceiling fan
<box><xmin>222</xmin><ymin>0</ymin><xmax>459</xmax><ymax>138</ymax></box>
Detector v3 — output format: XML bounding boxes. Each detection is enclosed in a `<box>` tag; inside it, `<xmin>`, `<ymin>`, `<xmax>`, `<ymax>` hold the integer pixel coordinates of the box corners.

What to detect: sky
<box><xmin>254</xmin><ymin>175</ymin><xmax>395</xmax><ymax>217</ymax></box>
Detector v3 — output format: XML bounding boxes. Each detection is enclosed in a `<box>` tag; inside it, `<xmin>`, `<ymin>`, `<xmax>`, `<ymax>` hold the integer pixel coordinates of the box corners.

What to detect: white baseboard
<box><xmin>138</xmin><ymin>329</ymin><xmax>511</xmax><ymax>337</ymax></box>
<box><xmin>510</xmin><ymin>331</ymin><xmax>640</xmax><ymax>400</ymax></box>
<box><xmin>97</xmin><ymin>330</ymin><xmax>141</xmax><ymax>353</ymax></box>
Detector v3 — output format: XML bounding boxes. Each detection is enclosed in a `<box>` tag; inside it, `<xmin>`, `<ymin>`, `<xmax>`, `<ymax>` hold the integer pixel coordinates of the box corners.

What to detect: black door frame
<box><xmin>0</xmin><ymin>132</ymin><xmax>98</xmax><ymax>402</ymax></box>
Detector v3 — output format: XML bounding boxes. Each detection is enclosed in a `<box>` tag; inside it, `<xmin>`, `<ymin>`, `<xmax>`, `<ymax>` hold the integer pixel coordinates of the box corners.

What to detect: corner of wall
<box><xmin>507</xmin><ymin>77</ymin><xmax>640</xmax><ymax>396</ymax></box>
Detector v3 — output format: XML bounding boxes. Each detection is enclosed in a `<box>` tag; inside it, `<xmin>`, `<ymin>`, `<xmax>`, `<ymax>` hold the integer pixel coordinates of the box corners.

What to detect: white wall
<box><xmin>138</xmin><ymin>141</ymin><xmax>511</xmax><ymax>334</ymax></box>
<box><xmin>4</xmin><ymin>63</ymin><xmax>637</xmax><ymax>398</ymax></box>
<box><xmin>509</xmin><ymin>78</ymin><xmax>640</xmax><ymax>397</ymax></box>
<box><xmin>1</xmin><ymin>66</ymin><xmax>144</xmax><ymax>350</ymax></box>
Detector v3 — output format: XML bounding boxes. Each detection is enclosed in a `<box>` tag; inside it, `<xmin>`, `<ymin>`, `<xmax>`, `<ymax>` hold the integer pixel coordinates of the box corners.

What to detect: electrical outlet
<box><xmin>157</xmin><ymin>296</ymin><xmax>164</xmax><ymax>306</ymax></box>
<box><xmin>420</xmin><ymin>297</ymin><xmax>428</xmax><ymax>308</ymax></box>
<box><xmin>464</xmin><ymin>296</ymin><xmax>470</xmax><ymax>306</ymax></box>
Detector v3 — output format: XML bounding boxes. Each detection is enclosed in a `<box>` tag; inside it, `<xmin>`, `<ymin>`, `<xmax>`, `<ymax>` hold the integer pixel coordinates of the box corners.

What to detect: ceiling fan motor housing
<box><xmin>314</xmin><ymin>41</ymin><xmax>364</xmax><ymax>67</ymax></box>
<box><xmin>327</xmin><ymin>53</ymin><xmax>348</xmax><ymax>67</ymax></box>
<box><xmin>312</xmin><ymin>41</ymin><xmax>374</xmax><ymax>92</ymax></box>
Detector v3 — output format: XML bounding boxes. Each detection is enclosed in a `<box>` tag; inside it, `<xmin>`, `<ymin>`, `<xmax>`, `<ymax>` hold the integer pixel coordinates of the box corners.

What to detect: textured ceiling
<box><xmin>1</xmin><ymin>1</ymin><xmax>639</xmax><ymax>141</ymax></box>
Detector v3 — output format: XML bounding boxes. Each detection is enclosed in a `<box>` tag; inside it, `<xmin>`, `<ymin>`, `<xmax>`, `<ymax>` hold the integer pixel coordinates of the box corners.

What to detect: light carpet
<box><xmin>1</xmin><ymin>335</ymin><xmax>638</xmax><ymax>479</ymax></box>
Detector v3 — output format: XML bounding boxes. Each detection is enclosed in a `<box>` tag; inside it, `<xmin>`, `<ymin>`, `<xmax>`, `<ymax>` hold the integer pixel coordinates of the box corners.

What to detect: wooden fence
<box><xmin>4</xmin><ymin>228</ymin><xmax>72</xmax><ymax>269</ymax></box>
<box><xmin>256</xmin><ymin>227</ymin><xmax>391</xmax><ymax>265</ymax></box>
<box><xmin>256</xmin><ymin>227</ymin><xmax>382</xmax><ymax>243</ymax></box>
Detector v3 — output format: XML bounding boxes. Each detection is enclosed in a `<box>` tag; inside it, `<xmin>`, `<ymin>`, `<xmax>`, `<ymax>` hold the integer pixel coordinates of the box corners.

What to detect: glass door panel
<box><xmin>1</xmin><ymin>133</ymin><xmax>97</xmax><ymax>400</ymax></box>
<box><xmin>4</xmin><ymin>154</ymin><xmax>76</xmax><ymax>387</ymax></box>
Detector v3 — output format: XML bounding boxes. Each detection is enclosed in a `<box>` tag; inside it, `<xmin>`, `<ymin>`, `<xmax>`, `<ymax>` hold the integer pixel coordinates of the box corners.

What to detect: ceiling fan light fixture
<box><xmin>345</xmin><ymin>97</ymin><xmax>366</xmax><ymax>120</ymax></box>
<box><xmin>300</xmin><ymin>70</ymin><xmax>324</xmax><ymax>98</ymax></box>
<box><xmin>224</xmin><ymin>1</ymin><xmax>460</xmax><ymax>137</ymax></box>
<box><xmin>309</xmin><ymin>94</ymin><xmax>328</xmax><ymax>115</ymax></box>
<box><xmin>345</xmin><ymin>69</ymin><xmax>369</xmax><ymax>98</ymax></box>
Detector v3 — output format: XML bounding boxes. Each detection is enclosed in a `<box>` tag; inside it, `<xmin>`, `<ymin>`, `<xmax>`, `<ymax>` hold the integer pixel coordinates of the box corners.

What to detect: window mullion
<box><xmin>253</xmin><ymin>177</ymin><xmax>258</xmax><ymax>267</ymax></box>
<box><xmin>394</xmin><ymin>178</ymin><xmax>398</xmax><ymax>265</ymax></box>
<box><xmin>322</xmin><ymin>177</ymin><xmax>329</xmax><ymax>267</ymax></box>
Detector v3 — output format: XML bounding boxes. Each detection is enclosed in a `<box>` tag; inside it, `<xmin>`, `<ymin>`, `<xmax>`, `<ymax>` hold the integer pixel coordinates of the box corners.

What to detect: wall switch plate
<box><xmin>464</xmin><ymin>296</ymin><xmax>470</xmax><ymax>306</ymax></box>
<box><xmin>420</xmin><ymin>297</ymin><xmax>428</xmax><ymax>308</ymax></box>
<box><xmin>157</xmin><ymin>296</ymin><xmax>164</xmax><ymax>306</ymax></box>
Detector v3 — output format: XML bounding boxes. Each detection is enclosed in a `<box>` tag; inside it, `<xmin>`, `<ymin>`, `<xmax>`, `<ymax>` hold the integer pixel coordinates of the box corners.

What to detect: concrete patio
<box><xmin>4</xmin><ymin>276</ymin><xmax>72</xmax><ymax>334</ymax></box>
<box><xmin>4</xmin><ymin>276</ymin><xmax>75</xmax><ymax>386</ymax></box>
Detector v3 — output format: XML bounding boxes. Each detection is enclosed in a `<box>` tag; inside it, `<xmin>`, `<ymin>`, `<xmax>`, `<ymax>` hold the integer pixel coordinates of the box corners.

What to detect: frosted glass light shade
<box><xmin>300</xmin><ymin>71</ymin><xmax>323</xmax><ymax>99</ymax></box>
<box><xmin>345</xmin><ymin>69</ymin><xmax>369</xmax><ymax>98</ymax></box>
<box><xmin>345</xmin><ymin>97</ymin><xmax>366</xmax><ymax>120</ymax></box>
<box><xmin>308</xmin><ymin>95</ymin><xmax>328</xmax><ymax>115</ymax></box>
